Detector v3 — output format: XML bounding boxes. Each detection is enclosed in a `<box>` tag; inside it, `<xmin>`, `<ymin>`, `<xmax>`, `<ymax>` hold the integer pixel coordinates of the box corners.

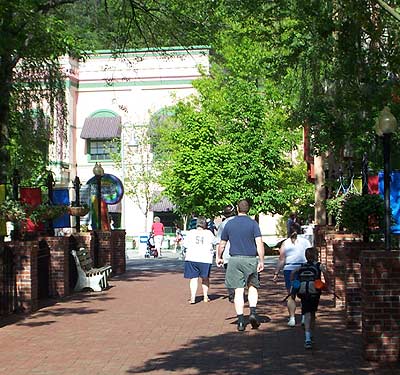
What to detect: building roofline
<box><xmin>84</xmin><ymin>45</ymin><xmax>211</xmax><ymax>57</ymax></box>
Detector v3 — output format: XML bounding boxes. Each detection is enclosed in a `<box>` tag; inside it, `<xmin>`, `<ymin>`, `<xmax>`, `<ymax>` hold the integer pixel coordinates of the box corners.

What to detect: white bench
<box><xmin>71</xmin><ymin>248</ymin><xmax>112</xmax><ymax>292</ymax></box>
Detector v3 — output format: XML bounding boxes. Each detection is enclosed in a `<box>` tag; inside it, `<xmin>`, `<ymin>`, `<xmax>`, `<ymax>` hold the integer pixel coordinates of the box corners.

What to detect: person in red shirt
<box><xmin>151</xmin><ymin>216</ymin><xmax>165</xmax><ymax>257</ymax></box>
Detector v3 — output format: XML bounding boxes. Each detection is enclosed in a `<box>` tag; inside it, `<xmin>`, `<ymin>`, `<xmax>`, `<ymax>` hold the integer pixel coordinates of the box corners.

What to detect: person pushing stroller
<box><xmin>145</xmin><ymin>232</ymin><xmax>158</xmax><ymax>258</ymax></box>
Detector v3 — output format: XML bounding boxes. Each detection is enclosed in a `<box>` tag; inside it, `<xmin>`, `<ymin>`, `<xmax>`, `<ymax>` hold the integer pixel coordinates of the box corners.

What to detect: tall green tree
<box><xmin>0</xmin><ymin>0</ymin><xmax>214</xmax><ymax>187</ymax></box>
<box><xmin>152</xmin><ymin>19</ymin><xmax>314</xmax><ymax>217</ymax></box>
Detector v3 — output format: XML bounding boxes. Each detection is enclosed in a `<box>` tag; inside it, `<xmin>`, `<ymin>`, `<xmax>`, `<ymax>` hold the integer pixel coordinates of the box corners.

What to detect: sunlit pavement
<box><xmin>0</xmin><ymin>255</ymin><xmax>398</xmax><ymax>375</ymax></box>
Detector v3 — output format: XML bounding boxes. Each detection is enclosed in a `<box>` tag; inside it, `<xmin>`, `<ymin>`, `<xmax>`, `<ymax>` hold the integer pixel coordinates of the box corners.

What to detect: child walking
<box><xmin>290</xmin><ymin>247</ymin><xmax>331</xmax><ymax>349</ymax></box>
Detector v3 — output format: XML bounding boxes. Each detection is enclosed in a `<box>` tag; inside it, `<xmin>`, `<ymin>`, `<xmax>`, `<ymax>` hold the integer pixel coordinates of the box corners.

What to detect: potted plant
<box><xmin>68</xmin><ymin>204</ymin><xmax>89</xmax><ymax>216</ymax></box>
<box><xmin>0</xmin><ymin>199</ymin><xmax>28</xmax><ymax>221</ymax></box>
<box><xmin>29</xmin><ymin>204</ymin><xmax>69</xmax><ymax>223</ymax></box>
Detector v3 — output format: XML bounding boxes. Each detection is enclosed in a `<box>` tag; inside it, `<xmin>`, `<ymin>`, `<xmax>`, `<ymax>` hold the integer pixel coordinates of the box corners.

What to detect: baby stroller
<box><xmin>145</xmin><ymin>233</ymin><xmax>158</xmax><ymax>258</ymax></box>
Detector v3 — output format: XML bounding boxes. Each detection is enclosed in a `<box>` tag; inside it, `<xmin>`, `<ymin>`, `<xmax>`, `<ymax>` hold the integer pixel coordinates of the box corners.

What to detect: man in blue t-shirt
<box><xmin>216</xmin><ymin>199</ymin><xmax>265</xmax><ymax>332</ymax></box>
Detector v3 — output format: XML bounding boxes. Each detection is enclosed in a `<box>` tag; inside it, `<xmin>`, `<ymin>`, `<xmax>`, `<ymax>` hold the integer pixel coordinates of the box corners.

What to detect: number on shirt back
<box><xmin>195</xmin><ymin>235</ymin><xmax>204</xmax><ymax>245</ymax></box>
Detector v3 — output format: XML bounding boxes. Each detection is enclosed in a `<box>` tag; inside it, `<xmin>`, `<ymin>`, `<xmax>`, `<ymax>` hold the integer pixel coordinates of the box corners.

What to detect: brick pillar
<box><xmin>344</xmin><ymin>243</ymin><xmax>362</xmax><ymax>328</ymax></box>
<box><xmin>325</xmin><ymin>233</ymin><xmax>361</xmax><ymax>307</ymax></box>
<box><xmin>325</xmin><ymin>232</ymin><xmax>336</xmax><ymax>284</ymax></box>
<box><xmin>92</xmin><ymin>230</ymin><xmax>112</xmax><ymax>269</ymax></box>
<box><xmin>111</xmin><ymin>230</ymin><xmax>126</xmax><ymax>275</ymax></box>
<box><xmin>361</xmin><ymin>250</ymin><xmax>400</xmax><ymax>364</ymax></box>
<box><xmin>12</xmin><ymin>241</ymin><xmax>38</xmax><ymax>313</ymax></box>
<box><xmin>40</xmin><ymin>236</ymin><xmax>70</xmax><ymax>298</ymax></box>
<box><xmin>334</xmin><ymin>242</ymin><xmax>371</xmax><ymax>327</ymax></box>
<box><xmin>333</xmin><ymin>241</ymin><xmax>346</xmax><ymax>309</ymax></box>
<box><xmin>69</xmin><ymin>233</ymin><xmax>91</xmax><ymax>251</ymax></box>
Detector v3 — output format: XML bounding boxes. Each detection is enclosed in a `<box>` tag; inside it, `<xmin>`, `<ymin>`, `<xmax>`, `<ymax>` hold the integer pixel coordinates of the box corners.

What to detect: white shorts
<box><xmin>153</xmin><ymin>235</ymin><xmax>164</xmax><ymax>250</ymax></box>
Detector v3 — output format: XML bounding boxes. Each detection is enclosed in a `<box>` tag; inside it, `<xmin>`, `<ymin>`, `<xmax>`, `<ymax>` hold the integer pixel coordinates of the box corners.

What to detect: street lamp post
<box><xmin>375</xmin><ymin>106</ymin><xmax>398</xmax><ymax>251</ymax></box>
<box><xmin>93</xmin><ymin>162</ymin><xmax>104</xmax><ymax>231</ymax></box>
<box><xmin>93</xmin><ymin>163</ymin><xmax>104</xmax><ymax>268</ymax></box>
<box><xmin>73</xmin><ymin>176</ymin><xmax>81</xmax><ymax>232</ymax></box>
<box><xmin>46</xmin><ymin>171</ymin><xmax>55</xmax><ymax>236</ymax></box>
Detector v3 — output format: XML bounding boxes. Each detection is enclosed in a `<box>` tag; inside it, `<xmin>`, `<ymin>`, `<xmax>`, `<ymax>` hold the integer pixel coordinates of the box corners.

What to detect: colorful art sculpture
<box><xmin>87</xmin><ymin>174</ymin><xmax>123</xmax><ymax>231</ymax></box>
<box><xmin>90</xmin><ymin>196</ymin><xmax>111</xmax><ymax>231</ymax></box>
<box><xmin>86</xmin><ymin>174</ymin><xmax>124</xmax><ymax>204</ymax></box>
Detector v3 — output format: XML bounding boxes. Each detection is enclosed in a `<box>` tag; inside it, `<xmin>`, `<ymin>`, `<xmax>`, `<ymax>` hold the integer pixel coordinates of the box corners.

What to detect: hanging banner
<box><xmin>368</xmin><ymin>175</ymin><xmax>379</xmax><ymax>194</ymax></box>
<box><xmin>378</xmin><ymin>171</ymin><xmax>400</xmax><ymax>234</ymax></box>
<box><xmin>52</xmin><ymin>188</ymin><xmax>70</xmax><ymax>228</ymax></box>
<box><xmin>20</xmin><ymin>187</ymin><xmax>44</xmax><ymax>232</ymax></box>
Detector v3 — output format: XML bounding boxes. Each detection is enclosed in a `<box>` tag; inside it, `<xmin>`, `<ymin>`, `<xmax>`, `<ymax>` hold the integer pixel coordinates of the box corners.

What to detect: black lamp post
<box><xmin>93</xmin><ymin>162</ymin><xmax>104</xmax><ymax>231</ymax></box>
<box><xmin>73</xmin><ymin>176</ymin><xmax>81</xmax><ymax>232</ymax></box>
<box><xmin>92</xmin><ymin>163</ymin><xmax>104</xmax><ymax>268</ymax></box>
<box><xmin>375</xmin><ymin>106</ymin><xmax>398</xmax><ymax>251</ymax></box>
<box><xmin>46</xmin><ymin>171</ymin><xmax>55</xmax><ymax>236</ymax></box>
<box><xmin>12</xmin><ymin>169</ymin><xmax>20</xmax><ymax>201</ymax></box>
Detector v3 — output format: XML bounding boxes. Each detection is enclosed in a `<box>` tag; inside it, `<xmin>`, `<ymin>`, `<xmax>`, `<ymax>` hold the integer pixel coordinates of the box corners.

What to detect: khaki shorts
<box><xmin>225</xmin><ymin>256</ymin><xmax>260</xmax><ymax>289</ymax></box>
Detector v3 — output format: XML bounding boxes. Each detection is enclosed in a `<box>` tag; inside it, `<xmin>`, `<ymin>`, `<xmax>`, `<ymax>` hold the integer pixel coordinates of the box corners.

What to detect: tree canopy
<box><xmin>152</xmin><ymin>16</ymin><xmax>314</xmax><ymax>217</ymax></box>
<box><xmin>2</xmin><ymin>0</ymin><xmax>400</xmax><ymax>219</ymax></box>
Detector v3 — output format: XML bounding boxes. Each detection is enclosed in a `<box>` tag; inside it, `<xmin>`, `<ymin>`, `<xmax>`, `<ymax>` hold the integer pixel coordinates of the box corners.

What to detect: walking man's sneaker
<box><xmin>287</xmin><ymin>316</ymin><xmax>296</xmax><ymax>327</ymax></box>
<box><xmin>304</xmin><ymin>340</ymin><xmax>312</xmax><ymax>349</ymax></box>
<box><xmin>249</xmin><ymin>313</ymin><xmax>260</xmax><ymax>329</ymax></box>
<box><xmin>237</xmin><ymin>320</ymin><xmax>245</xmax><ymax>332</ymax></box>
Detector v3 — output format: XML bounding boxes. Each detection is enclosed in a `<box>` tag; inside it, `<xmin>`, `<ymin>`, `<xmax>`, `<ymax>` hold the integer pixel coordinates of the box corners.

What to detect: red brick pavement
<box><xmin>0</xmin><ymin>257</ymin><xmax>399</xmax><ymax>375</ymax></box>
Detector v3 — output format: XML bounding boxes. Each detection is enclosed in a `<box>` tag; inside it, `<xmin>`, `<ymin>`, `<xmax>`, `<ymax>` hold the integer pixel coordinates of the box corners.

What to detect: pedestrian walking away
<box><xmin>151</xmin><ymin>216</ymin><xmax>165</xmax><ymax>257</ymax></box>
<box><xmin>273</xmin><ymin>224</ymin><xmax>311</xmax><ymax>327</ymax></box>
<box><xmin>290</xmin><ymin>247</ymin><xmax>331</xmax><ymax>349</ymax></box>
<box><xmin>174</xmin><ymin>223</ymin><xmax>183</xmax><ymax>252</ymax></box>
<box><xmin>214</xmin><ymin>204</ymin><xmax>237</xmax><ymax>302</ymax></box>
<box><xmin>183</xmin><ymin>216</ymin><xmax>215</xmax><ymax>304</ymax></box>
<box><xmin>217</xmin><ymin>199</ymin><xmax>265</xmax><ymax>332</ymax></box>
<box><xmin>286</xmin><ymin>212</ymin><xmax>298</xmax><ymax>238</ymax></box>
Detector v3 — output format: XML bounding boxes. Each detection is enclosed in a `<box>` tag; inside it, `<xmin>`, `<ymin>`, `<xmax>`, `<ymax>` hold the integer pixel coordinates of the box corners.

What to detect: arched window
<box><xmin>80</xmin><ymin>110</ymin><xmax>121</xmax><ymax>161</ymax></box>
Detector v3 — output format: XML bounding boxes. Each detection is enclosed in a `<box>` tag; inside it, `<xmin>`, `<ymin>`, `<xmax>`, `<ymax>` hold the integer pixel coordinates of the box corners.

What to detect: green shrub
<box><xmin>326</xmin><ymin>193</ymin><xmax>384</xmax><ymax>240</ymax></box>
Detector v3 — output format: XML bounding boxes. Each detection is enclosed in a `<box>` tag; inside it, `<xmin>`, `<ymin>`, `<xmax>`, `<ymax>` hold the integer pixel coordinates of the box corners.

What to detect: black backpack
<box><xmin>296</xmin><ymin>261</ymin><xmax>322</xmax><ymax>298</ymax></box>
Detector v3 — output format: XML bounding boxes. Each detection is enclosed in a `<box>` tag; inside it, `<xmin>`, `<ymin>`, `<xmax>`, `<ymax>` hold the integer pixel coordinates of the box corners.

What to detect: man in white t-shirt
<box><xmin>183</xmin><ymin>217</ymin><xmax>215</xmax><ymax>304</ymax></box>
<box><xmin>273</xmin><ymin>226</ymin><xmax>311</xmax><ymax>327</ymax></box>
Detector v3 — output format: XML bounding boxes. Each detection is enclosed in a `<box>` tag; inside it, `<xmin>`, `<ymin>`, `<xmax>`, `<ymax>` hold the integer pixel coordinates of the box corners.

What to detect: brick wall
<box><xmin>10</xmin><ymin>241</ymin><xmax>38</xmax><ymax>313</ymax></box>
<box><xmin>94</xmin><ymin>230</ymin><xmax>112</xmax><ymax>269</ymax></box>
<box><xmin>39</xmin><ymin>236</ymin><xmax>70</xmax><ymax>298</ymax></box>
<box><xmin>317</xmin><ymin>229</ymin><xmax>361</xmax><ymax>308</ymax></box>
<box><xmin>111</xmin><ymin>230</ymin><xmax>126</xmax><ymax>275</ymax></box>
<box><xmin>361</xmin><ymin>250</ymin><xmax>400</xmax><ymax>364</ymax></box>
<box><xmin>1</xmin><ymin>230</ymin><xmax>126</xmax><ymax>315</ymax></box>
<box><xmin>93</xmin><ymin>230</ymin><xmax>126</xmax><ymax>275</ymax></box>
<box><xmin>69</xmin><ymin>230</ymin><xmax>126</xmax><ymax>277</ymax></box>
<box><xmin>333</xmin><ymin>242</ymin><xmax>377</xmax><ymax>328</ymax></box>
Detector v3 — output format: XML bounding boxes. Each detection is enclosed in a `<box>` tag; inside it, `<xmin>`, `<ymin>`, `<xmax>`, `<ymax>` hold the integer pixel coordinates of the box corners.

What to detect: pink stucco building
<box><xmin>51</xmin><ymin>46</ymin><xmax>210</xmax><ymax>241</ymax></box>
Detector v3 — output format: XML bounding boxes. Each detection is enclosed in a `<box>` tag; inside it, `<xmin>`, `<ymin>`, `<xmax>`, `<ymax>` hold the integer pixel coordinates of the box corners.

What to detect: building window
<box><xmin>89</xmin><ymin>140</ymin><xmax>118</xmax><ymax>161</ymax></box>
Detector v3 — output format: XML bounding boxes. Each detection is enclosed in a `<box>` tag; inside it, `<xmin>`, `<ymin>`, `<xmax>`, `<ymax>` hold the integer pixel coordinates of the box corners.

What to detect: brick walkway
<box><xmin>0</xmin><ymin>255</ymin><xmax>398</xmax><ymax>375</ymax></box>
